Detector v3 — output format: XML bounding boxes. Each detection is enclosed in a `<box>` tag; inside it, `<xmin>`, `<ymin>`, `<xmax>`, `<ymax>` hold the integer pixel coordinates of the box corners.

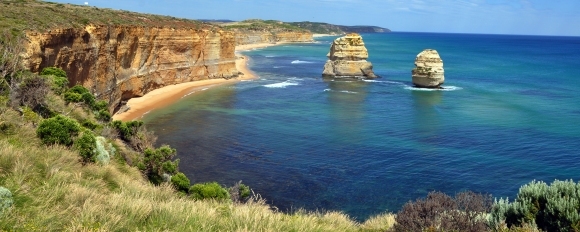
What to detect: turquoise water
<box><xmin>142</xmin><ymin>33</ymin><xmax>580</xmax><ymax>220</ymax></box>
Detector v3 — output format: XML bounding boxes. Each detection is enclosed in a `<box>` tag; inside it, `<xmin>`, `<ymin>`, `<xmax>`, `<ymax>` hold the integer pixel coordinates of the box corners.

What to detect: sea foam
<box><xmin>404</xmin><ymin>86</ymin><xmax>463</xmax><ymax>91</ymax></box>
<box><xmin>263</xmin><ymin>81</ymin><xmax>299</xmax><ymax>88</ymax></box>
<box><xmin>291</xmin><ymin>60</ymin><xmax>313</xmax><ymax>64</ymax></box>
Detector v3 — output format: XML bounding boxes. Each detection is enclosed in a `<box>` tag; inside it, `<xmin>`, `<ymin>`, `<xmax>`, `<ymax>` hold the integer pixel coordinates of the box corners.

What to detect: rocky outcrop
<box><xmin>23</xmin><ymin>25</ymin><xmax>238</xmax><ymax>112</ymax></box>
<box><xmin>412</xmin><ymin>49</ymin><xmax>444</xmax><ymax>88</ymax></box>
<box><xmin>322</xmin><ymin>33</ymin><xmax>376</xmax><ymax>79</ymax></box>
<box><xmin>234</xmin><ymin>31</ymin><xmax>313</xmax><ymax>46</ymax></box>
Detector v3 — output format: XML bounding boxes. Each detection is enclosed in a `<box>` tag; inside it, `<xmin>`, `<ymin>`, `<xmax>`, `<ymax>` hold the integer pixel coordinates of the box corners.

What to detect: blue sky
<box><xmin>49</xmin><ymin>0</ymin><xmax>580</xmax><ymax>36</ymax></box>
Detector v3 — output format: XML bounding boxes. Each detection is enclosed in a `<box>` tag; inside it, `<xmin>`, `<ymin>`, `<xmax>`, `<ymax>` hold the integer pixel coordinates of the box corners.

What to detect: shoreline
<box><xmin>111</xmin><ymin>42</ymin><xmax>281</xmax><ymax>121</ymax></box>
<box><xmin>313</xmin><ymin>33</ymin><xmax>340</xmax><ymax>38</ymax></box>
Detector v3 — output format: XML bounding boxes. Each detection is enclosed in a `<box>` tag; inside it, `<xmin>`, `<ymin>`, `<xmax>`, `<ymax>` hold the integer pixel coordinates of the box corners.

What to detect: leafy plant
<box><xmin>190</xmin><ymin>182</ymin><xmax>230</xmax><ymax>201</ymax></box>
<box><xmin>40</xmin><ymin>67</ymin><xmax>69</xmax><ymax>95</ymax></box>
<box><xmin>75</xmin><ymin>131</ymin><xmax>97</xmax><ymax>163</ymax></box>
<box><xmin>39</xmin><ymin>67</ymin><xmax>67</xmax><ymax>78</ymax></box>
<box><xmin>137</xmin><ymin>145</ymin><xmax>179</xmax><ymax>184</ymax></box>
<box><xmin>36</xmin><ymin>115</ymin><xmax>80</xmax><ymax>146</ymax></box>
<box><xmin>170</xmin><ymin>172</ymin><xmax>190</xmax><ymax>193</ymax></box>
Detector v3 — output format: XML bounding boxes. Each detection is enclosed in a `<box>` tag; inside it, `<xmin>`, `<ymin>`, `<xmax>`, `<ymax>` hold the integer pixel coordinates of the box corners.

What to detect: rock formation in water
<box><xmin>23</xmin><ymin>25</ymin><xmax>239</xmax><ymax>112</ymax></box>
<box><xmin>411</xmin><ymin>49</ymin><xmax>444</xmax><ymax>88</ymax></box>
<box><xmin>322</xmin><ymin>33</ymin><xmax>377</xmax><ymax>79</ymax></box>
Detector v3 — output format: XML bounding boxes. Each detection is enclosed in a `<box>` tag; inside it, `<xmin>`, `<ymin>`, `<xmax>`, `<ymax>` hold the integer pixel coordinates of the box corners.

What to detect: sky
<box><xmin>48</xmin><ymin>0</ymin><xmax>580</xmax><ymax>36</ymax></box>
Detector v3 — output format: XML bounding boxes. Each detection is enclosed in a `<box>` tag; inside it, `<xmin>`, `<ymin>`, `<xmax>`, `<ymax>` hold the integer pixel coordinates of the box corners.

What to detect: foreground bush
<box><xmin>137</xmin><ymin>145</ymin><xmax>179</xmax><ymax>184</ymax></box>
<box><xmin>63</xmin><ymin>85</ymin><xmax>110</xmax><ymax>121</ymax></box>
<box><xmin>40</xmin><ymin>67</ymin><xmax>69</xmax><ymax>95</ymax></box>
<box><xmin>36</xmin><ymin>115</ymin><xmax>80</xmax><ymax>146</ymax></box>
<box><xmin>393</xmin><ymin>191</ymin><xmax>492</xmax><ymax>232</ymax></box>
<box><xmin>170</xmin><ymin>172</ymin><xmax>190</xmax><ymax>193</ymax></box>
<box><xmin>489</xmin><ymin>180</ymin><xmax>580</xmax><ymax>232</ymax></box>
<box><xmin>190</xmin><ymin>182</ymin><xmax>230</xmax><ymax>201</ymax></box>
<box><xmin>74</xmin><ymin>131</ymin><xmax>97</xmax><ymax>163</ymax></box>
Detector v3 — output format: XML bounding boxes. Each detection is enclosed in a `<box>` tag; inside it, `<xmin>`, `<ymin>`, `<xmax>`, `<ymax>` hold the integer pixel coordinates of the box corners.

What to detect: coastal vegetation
<box><xmin>221</xmin><ymin>19</ymin><xmax>308</xmax><ymax>33</ymax></box>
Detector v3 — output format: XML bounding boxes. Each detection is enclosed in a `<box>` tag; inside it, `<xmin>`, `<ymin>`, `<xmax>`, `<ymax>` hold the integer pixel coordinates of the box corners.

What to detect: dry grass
<box><xmin>0</xmin><ymin>0</ymin><xmax>213</xmax><ymax>34</ymax></box>
<box><xmin>0</xmin><ymin>106</ymin><xmax>395</xmax><ymax>231</ymax></box>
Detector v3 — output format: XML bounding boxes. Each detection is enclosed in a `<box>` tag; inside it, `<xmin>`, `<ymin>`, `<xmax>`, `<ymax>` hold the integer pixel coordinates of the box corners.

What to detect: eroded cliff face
<box><xmin>23</xmin><ymin>25</ymin><xmax>238</xmax><ymax>112</ymax></box>
<box><xmin>235</xmin><ymin>31</ymin><xmax>313</xmax><ymax>45</ymax></box>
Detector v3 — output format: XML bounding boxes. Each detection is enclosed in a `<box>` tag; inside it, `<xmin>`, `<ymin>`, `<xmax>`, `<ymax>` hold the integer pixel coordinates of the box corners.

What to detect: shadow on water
<box><xmin>411</xmin><ymin>90</ymin><xmax>443</xmax><ymax>150</ymax></box>
<box><xmin>324</xmin><ymin>79</ymin><xmax>369</xmax><ymax>145</ymax></box>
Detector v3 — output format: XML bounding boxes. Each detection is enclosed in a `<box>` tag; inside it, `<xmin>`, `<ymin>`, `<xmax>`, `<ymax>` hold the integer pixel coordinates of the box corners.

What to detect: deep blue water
<box><xmin>142</xmin><ymin>32</ymin><xmax>580</xmax><ymax>220</ymax></box>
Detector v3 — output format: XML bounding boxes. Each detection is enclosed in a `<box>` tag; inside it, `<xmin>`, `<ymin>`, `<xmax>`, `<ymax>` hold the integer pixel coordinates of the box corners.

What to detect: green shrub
<box><xmin>95</xmin><ymin>109</ymin><xmax>111</xmax><ymax>122</ymax></box>
<box><xmin>63</xmin><ymin>91</ymin><xmax>82</xmax><ymax>103</ymax></box>
<box><xmin>239</xmin><ymin>184</ymin><xmax>251</xmax><ymax>199</ymax></box>
<box><xmin>489</xmin><ymin>180</ymin><xmax>580</xmax><ymax>232</ymax></box>
<box><xmin>22</xmin><ymin>106</ymin><xmax>41</xmax><ymax>124</ymax></box>
<box><xmin>190</xmin><ymin>182</ymin><xmax>230</xmax><ymax>201</ymax></box>
<box><xmin>40</xmin><ymin>67</ymin><xmax>67</xmax><ymax>78</ymax></box>
<box><xmin>138</xmin><ymin>145</ymin><xmax>179</xmax><ymax>184</ymax></box>
<box><xmin>75</xmin><ymin>131</ymin><xmax>97</xmax><ymax>163</ymax></box>
<box><xmin>36</xmin><ymin>115</ymin><xmax>80</xmax><ymax>146</ymax></box>
<box><xmin>112</xmin><ymin>120</ymin><xmax>143</xmax><ymax>141</ymax></box>
<box><xmin>80</xmin><ymin>119</ymin><xmax>100</xmax><ymax>130</ymax></box>
<box><xmin>0</xmin><ymin>186</ymin><xmax>13</xmax><ymax>216</ymax></box>
<box><xmin>93</xmin><ymin>100</ymin><xmax>108</xmax><ymax>112</ymax></box>
<box><xmin>40</xmin><ymin>67</ymin><xmax>69</xmax><ymax>95</ymax></box>
<box><xmin>170</xmin><ymin>172</ymin><xmax>190</xmax><ymax>193</ymax></box>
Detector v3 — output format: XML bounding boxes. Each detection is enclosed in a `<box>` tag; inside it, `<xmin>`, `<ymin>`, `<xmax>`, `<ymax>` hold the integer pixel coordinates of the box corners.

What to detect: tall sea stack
<box><xmin>322</xmin><ymin>33</ymin><xmax>377</xmax><ymax>79</ymax></box>
<box><xmin>412</xmin><ymin>49</ymin><xmax>445</xmax><ymax>88</ymax></box>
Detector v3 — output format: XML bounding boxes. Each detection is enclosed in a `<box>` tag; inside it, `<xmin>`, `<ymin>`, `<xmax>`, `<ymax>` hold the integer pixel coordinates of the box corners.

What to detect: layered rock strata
<box><xmin>234</xmin><ymin>31</ymin><xmax>313</xmax><ymax>46</ymax></box>
<box><xmin>412</xmin><ymin>49</ymin><xmax>445</xmax><ymax>88</ymax></box>
<box><xmin>23</xmin><ymin>25</ymin><xmax>239</xmax><ymax>112</ymax></box>
<box><xmin>322</xmin><ymin>33</ymin><xmax>376</xmax><ymax>79</ymax></box>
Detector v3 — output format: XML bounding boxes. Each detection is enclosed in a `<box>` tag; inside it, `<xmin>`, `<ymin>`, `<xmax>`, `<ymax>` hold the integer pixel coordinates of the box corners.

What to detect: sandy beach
<box><xmin>112</xmin><ymin>43</ymin><xmax>281</xmax><ymax>121</ymax></box>
<box><xmin>312</xmin><ymin>33</ymin><xmax>337</xmax><ymax>38</ymax></box>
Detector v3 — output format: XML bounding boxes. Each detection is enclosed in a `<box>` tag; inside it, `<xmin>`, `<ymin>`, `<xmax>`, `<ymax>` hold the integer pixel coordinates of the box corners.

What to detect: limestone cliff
<box><xmin>411</xmin><ymin>49</ymin><xmax>444</xmax><ymax>88</ymax></box>
<box><xmin>234</xmin><ymin>31</ymin><xmax>313</xmax><ymax>46</ymax></box>
<box><xmin>322</xmin><ymin>33</ymin><xmax>376</xmax><ymax>79</ymax></box>
<box><xmin>23</xmin><ymin>25</ymin><xmax>238</xmax><ymax>112</ymax></box>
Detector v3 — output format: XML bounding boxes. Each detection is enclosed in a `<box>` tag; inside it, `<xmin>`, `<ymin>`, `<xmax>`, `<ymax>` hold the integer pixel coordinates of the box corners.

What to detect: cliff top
<box><xmin>219</xmin><ymin>19</ymin><xmax>309</xmax><ymax>33</ymax></box>
<box><xmin>288</xmin><ymin>21</ymin><xmax>391</xmax><ymax>34</ymax></box>
<box><xmin>0</xmin><ymin>0</ymin><xmax>216</xmax><ymax>34</ymax></box>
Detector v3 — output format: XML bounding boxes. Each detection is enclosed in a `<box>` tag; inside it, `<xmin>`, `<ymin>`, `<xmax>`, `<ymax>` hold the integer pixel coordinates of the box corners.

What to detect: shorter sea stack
<box><xmin>412</xmin><ymin>49</ymin><xmax>444</xmax><ymax>88</ymax></box>
<box><xmin>322</xmin><ymin>33</ymin><xmax>377</xmax><ymax>79</ymax></box>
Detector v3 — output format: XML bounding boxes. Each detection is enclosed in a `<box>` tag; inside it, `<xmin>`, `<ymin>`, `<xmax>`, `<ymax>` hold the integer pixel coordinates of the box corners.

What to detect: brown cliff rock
<box><xmin>234</xmin><ymin>31</ymin><xmax>313</xmax><ymax>46</ymax></box>
<box><xmin>322</xmin><ymin>33</ymin><xmax>376</xmax><ymax>79</ymax></box>
<box><xmin>412</xmin><ymin>49</ymin><xmax>444</xmax><ymax>88</ymax></box>
<box><xmin>23</xmin><ymin>25</ymin><xmax>238</xmax><ymax>112</ymax></box>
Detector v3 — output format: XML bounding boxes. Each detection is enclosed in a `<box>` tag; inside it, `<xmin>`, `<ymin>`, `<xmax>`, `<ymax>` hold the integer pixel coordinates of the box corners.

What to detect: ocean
<box><xmin>141</xmin><ymin>32</ymin><xmax>580</xmax><ymax>220</ymax></box>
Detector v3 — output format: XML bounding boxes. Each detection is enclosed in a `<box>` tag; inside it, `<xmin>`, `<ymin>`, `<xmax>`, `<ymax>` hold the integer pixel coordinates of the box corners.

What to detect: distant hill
<box><xmin>288</xmin><ymin>21</ymin><xmax>391</xmax><ymax>34</ymax></box>
<box><xmin>219</xmin><ymin>19</ymin><xmax>308</xmax><ymax>33</ymax></box>
<box><xmin>200</xmin><ymin>19</ymin><xmax>237</xmax><ymax>24</ymax></box>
